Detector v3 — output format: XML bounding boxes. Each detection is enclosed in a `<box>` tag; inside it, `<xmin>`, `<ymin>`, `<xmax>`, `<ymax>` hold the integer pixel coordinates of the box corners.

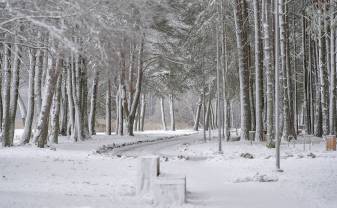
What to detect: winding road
<box><xmin>110</xmin><ymin>132</ymin><xmax>202</xmax><ymax>157</ymax></box>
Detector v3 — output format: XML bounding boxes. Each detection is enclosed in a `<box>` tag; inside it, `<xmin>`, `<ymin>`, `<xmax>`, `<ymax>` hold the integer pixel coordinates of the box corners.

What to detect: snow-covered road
<box><xmin>108</xmin><ymin>133</ymin><xmax>201</xmax><ymax>157</ymax></box>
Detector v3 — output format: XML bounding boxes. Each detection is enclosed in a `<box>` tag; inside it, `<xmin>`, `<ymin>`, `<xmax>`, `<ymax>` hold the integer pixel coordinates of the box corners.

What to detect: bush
<box><xmin>266</xmin><ymin>141</ymin><xmax>275</xmax><ymax>149</ymax></box>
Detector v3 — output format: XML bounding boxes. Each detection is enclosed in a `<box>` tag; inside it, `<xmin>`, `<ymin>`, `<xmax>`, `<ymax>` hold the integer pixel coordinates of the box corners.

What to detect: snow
<box><xmin>158</xmin><ymin>135</ymin><xmax>337</xmax><ymax>208</ymax></box>
<box><xmin>1</xmin><ymin>130</ymin><xmax>336</xmax><ymax>208</ymax></box>
<box><xmin>0</xmin><ymin>130</ymin><xmax>194</xmax><ymax>208</ymax></box>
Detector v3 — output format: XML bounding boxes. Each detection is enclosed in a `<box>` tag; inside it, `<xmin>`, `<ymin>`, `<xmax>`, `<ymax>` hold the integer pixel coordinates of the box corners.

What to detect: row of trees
<box><xmin>186</xmin><ymin>0</ymin><xmax>337</xmax><ymax>147</ymax></box>
<box><xmin>1</xmin><ymin>0</ymin><xmax>337</xmax><ymax>161</ymax></box>
<box><xmin>0</xmin><ymin>0</ymin><xmax>196</xmax><ymax>148</ymax></box>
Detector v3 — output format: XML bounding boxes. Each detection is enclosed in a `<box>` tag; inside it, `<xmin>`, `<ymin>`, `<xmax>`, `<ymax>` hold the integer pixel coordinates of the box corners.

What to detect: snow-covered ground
<box><xmin>0</xmin><ymin>130</ymin><xmax>336</xmax><ymax>208</ymax></box>
<box><xmin>159</xmin><ymin>136</ymin><xmax>337</xmax><ymax>208</ymax></box>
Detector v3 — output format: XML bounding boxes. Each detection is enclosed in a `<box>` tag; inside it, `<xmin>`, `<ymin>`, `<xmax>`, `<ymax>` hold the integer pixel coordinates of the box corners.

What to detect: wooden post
<box><xmin>136</xmin><ymin>156</ymin><xmax>160</xmax><ymax>194</ymax></box>
<box><xmin>326</xmin><ymin>135</ymin><xmax>336</xmax><ymax>151</ymax></box>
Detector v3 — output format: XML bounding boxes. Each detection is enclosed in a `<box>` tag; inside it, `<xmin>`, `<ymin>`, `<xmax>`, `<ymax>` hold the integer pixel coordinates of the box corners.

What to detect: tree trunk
<box><xmin>210</xmin><ymin>103</ymin><xmax>215</xmax><ymax>129</ymax></box>
<box><xmin>160</xmin><ymin>97</ymin><xmax>167</xmax><ymax>131</ymax></box>
<box><xmin>1</xmin><ymin>43</ymin><xmax>11</xmax><ymax>147</ymax></box>
<box><xmin>292</xmin><ymin>16</ymin><xmax>298</xmax><ymax>135</ymax></box>
<box><xmin>34</xmin><ymin>55</ymin><xmax>63</xmax><ymax>148</ymax></box>
<box><xmin>318</xmin><ymin>8</ymin><xmax>329</xmax><ymax>136</ymax></box>
<box><xmin>202</xmin><ymin>87</ymin><xmax>207</xmax><ymax>141</ymax></box>
<box><xmin>234</xmin><ymin>0</ymin><xmax>251</xmax><ymax>141</ymax></box>
<box><xmin>285</xmin><ymin>4</ymin><xmax>296</xmax><ymax>140</ymax></box>
<box><xmin>117</xmin><ymin>45</ymin><xmax>126</xmax><ymax>136</ymax></box>
<box><xmin>8</xmin><ymin>42</ymin><xmax>21</xmax><ymax>145</ymax></box>
<box><xmin>205</xmin><ymin>87</ymin><xmax>212</xmax><ymax>131</ymax></box>
<box><xmin>18</xmin><ymin>93</ymin><xmax>27</xmax><ymax>126</ymax></box>
<box><xmin>216</xmin><ymin>1</ymin><xmax>224</xmax><ymax>152</ymax></box>
<box><xmin>253</xmin><ymin>0</ymin><xmax>263</xmax><ymax>142</ymax></box>
<box><xmin>193</xmin><ymin>96</ymin><xmax>202</xmax><ymax>131</ymax></box>
<box><xmin>60</xmin><ymin>68</ymin><xmax>68</xmax><ymax>136</ymax></box>
<box><xmin>49</xmin><ymin>73</ymin><xmax>62</xmax><ymax>144</ymax></box>
<box><xmin>225</xmin><ymin>99</ymin><xmax>231</xmax><ymax>140</ymax></box>
<box><xmin>140</xmin><ymin>94</ymin><xmax>146</xmax><ymax>131</ymax></box>
<box><xmin>263</xmin><ymin>0</ymin><xmax>274</xmax><ymax>145</ymax></box>
<box><xmin>89</xmin><ymin>67</ymin><xmax>99</xmax><ymax>135</ymax></box>
<box><xmin>329</xmin><ymin>4</ymin><xmax>336</xmax><ymax>135</ymax></box>
<box><xmin>275</xmin><ymin>0</ymin><xmax>281</xmax><ymax>170</ymax></box>
<box><xmin>309</xmin><ymin>35</ymin><xmax>315</xmax><ymax>134</ymax></box>
<box><xmin>302</xmin><ymin>12</ymin><xmax>311</xmax><ymax>135</ymax></box>
<box><xmin>115</xmin><ymin>92</ymin><xmax>120</xmax><ymax>133</ymax></box>
<box><xmin>249</xmin><ymin>50</ymin><xmax>256</xmax><ymax>131</ymax></box>
<box><xmin>66</xmin><ymin>57</ymin><xmax>76</xmax><ymax>141</ymax></box>
<box><xmin>169</xmin><ymin>94</ymin><xmax>175</xmax><ymax>131</ymax></box>
<box><xmin>21</xmin><ymin>49</ymin><xmax>36</xmax><ymax>144</ymax></box>
<box><xmin>81</xmin><ymin>58</ymin><xmax>90</xmax><ymax>138</ymax></box>
<box><xmin>106</xmin><ymin>77</ymin><xmax>112</xmax><ymax>135</ymax></box>
<box><xmin>314</xmin><ymin>38</ymin><xmax>323</xmax><ymax>137</ymax></box>
<box><xmin>72</xmin><ymin>53</ymin><xmax>85</xmax><ymax>141</ymax></box>
<box><xmin>72</xmin><ymin>53</ymin><xmax>84</xmax><ymax>141</ymax></box>
<box><xmin>221</xmin><ymin>1</ymin><xmax>230</xmax><ymax>142</ymax></box>
<box><xmin>34</xmin><ymin>34</ymin><xmax>47</xmax><ymax>126</ymax></box>
<box><xmin>125</xmin><ymin>37</ymin><xmax>144</xmax><ymax>136</ymax></box>
<box><xmin>117</xmin><ymin>90</ymin><xmax>123</xmax><ymax>135</ymax></box>
<box><xmin>128</xmin><ymin>42</ymin><xmax>135</xmax><ymax>113</ymax></box>
<box><xmin>279</xmin><ymin>0</ymin><xmax>291</xmax><ymax>141</ymax></box>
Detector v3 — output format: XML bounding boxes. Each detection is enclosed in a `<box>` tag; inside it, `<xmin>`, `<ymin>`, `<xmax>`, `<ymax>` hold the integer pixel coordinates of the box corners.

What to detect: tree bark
<box><xmin>34</xmin><ymin>55</ymin><xmax>63</xmax><ymax>148</ymax></box>
<box><xmin>262</xmin><ymin>0</ymin><xmax>274</xmax><ymax>145</ymax></box>
<box><xmin>1</xmin><ymin>43</ymin><xmax>11</xmax><ymax>147</ymax></box>
<box><xmin>302</xmin><ymin>12</ymin><xmax>311</xmax><ymax>135</ymax></box>
<box><xmin>216</xmin><ymin>1</ymin><xmax>224</xmax><ymax>151</ymax></box>
<box><xmin>253</xmin><ymin>0</ymin><xmax>264</xmax><ymax>142</ymax></box>
<box><xmin>21</xmin><ymin>49</ymin><xmax>36</xmax><ymax>144</ymax></box>
<box><xmin>160</xmin><ymin>97</ymin><xmax>167</xmax><ymax>131</ymax></box>
<box><xmin>314</xmin><ymin>38</ymin><xmax>323</xmax><ymax>137</ymax></box>
<box><xmin>89</xmin><ymin>67</ymin><xmax>99</xmax><ymax>135</ymax></box>
<box><xmin>224</xmin><ymin>99</ymin><xmax>231</xmax><ymax>141</ymax></box>
<box><xmin>279</xmin><ymin>0</ymin><xmax>291</xmax><ymax>141</ymax></box>
<box><xmin>329</xmin><ymin>4</ymin><xmax>336</xmax><ymax>135</ymax></box>
<box><xmin>71</xmin><ymin>52</ymin><xmax>84</xmax><ymax>141</ymax></box>
<box><xmin>169</xmin><ymin>94</ymin><xmax>176</xmax><ymax>131</ymax></box>
<box><xmin>124</xmin><ymin>37</ymin><xmax>144</xmax><ymax>136</ymax></box>
<box><xmin>285</xmin><ymin>4</ymin><xmax>296</xmax><ymax>140</ymax></box>
<box><xmin>49</xmin><ymin>72</ymin><xmax>62</xmax><ymax>144</ymax></box>
<box><xmin>34</xmin><ymin>34</ymin><xmax>48</xmax><ymax>126</ymax></box>
<box><xmin>193</xmin><ymin>96</ymin><xmax>202</xmax><ymax>131</ymax></box>
<box><xmin>66</xmin><ymin>57</ymin><xmax>76</xmax><ymax>141</ymax></box>
<box><xmin>128</xmin><ymin>42</ymin><xmax>135</xmax><ymax>113</ymax></box>
<box><xmin>18</xmin><ymin>93</ymin><xmax>27</xmax><ymax>126</ymax></box>
<box><xmin>8</xmin><ymin>42</ymin><xmax>21</xmax><ymax>145</ymax></box>
<box><xmin>60</xmin><ymin>68</ymin><xmax>68</xmax><ymax>136</ymax></box>
<box><xmin>275</xmin><ymin>0</ymin><xmax>281</xmax><ymax>170</ymax></box>
<box><xmin>233</xmin><ymin>0</ymin><xmax>251</xmax><ymax>141</ymax></box>
<box><xmin>106</xmin><ymin>77</ymin><xmax>112</xmax><ymax>135</ymax></box>
<box><xmin>318</xmin><ymin>8</ymin><xmax>329</xmax><ymax>136</ymax></box>
<box><xmin>81</xmin><ymin>58</ymin><xmax>90</xmax><ymax>138</ymax></box>
<box><xmin>140</xmin><ymin>93</ymin><xmax>146</xmax><ymax>131</ymax></box>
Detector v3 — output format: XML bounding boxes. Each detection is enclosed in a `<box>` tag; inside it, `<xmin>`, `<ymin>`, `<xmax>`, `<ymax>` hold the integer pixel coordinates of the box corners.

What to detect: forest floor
<box><xmin>0</xmin><ymin>130</ymin><xmax>336</xmax><ymax>208</ymax></box>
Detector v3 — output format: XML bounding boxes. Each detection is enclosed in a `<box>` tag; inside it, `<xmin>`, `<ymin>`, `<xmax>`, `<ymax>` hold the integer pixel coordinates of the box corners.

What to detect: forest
<box><xmin>0</xmin><ymin>0</ymin><xmax>336</xmax><ymax>208</ymax></box>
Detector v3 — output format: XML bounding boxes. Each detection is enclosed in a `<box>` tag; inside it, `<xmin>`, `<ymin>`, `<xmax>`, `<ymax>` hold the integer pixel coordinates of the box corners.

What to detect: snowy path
<box><xmin>108</xmin><ymin>133</ymin><xmax>201</xmax><ymax>157</ymax></box>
